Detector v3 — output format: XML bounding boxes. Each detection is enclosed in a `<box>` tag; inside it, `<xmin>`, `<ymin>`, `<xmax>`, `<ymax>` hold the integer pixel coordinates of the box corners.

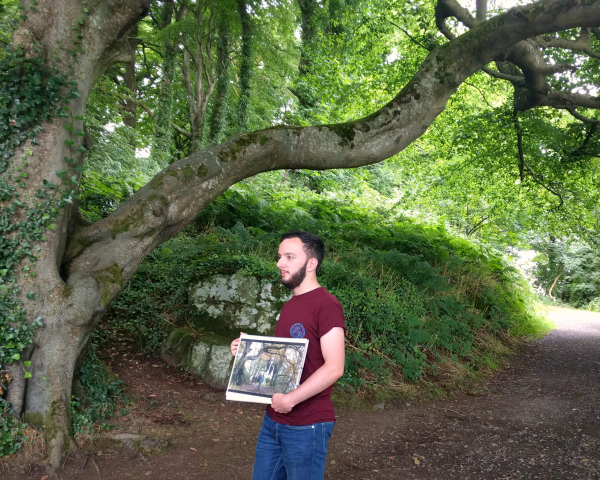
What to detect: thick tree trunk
<box><xmin>3</xmin><ymin>0</ymin><xmax>149</xmax><ymax>470</ymax></box>
<box><xmin>3</xmin><ymin>0</ymin><xmax>600</xmax><ymax>471</ymax></box>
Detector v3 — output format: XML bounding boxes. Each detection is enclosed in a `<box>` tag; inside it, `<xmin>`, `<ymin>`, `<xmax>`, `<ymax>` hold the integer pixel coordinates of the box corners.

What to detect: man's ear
<box><xmin>307</xmin><ymin>257</ymin><xmax>319</xmax><ymax>273</ymax></box>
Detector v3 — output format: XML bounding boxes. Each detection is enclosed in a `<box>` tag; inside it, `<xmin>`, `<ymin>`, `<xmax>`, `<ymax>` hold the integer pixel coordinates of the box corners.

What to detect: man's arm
<box><xmin>271</xmin><ymin>326</ymin><xmax>345</xmax><ymax>414</ymax></box>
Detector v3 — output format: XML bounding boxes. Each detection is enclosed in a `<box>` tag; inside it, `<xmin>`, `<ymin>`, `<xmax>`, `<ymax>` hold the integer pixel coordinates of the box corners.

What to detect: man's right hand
<box><xmin>230</xmin><ymin>332</ymin><xmax>247</xmax><ymax>356</ymax></box>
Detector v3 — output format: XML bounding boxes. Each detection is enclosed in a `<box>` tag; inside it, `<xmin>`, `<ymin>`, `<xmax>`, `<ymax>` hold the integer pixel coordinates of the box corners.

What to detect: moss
<box><xmin>163</xmin><ymin>327</ymin><xmax>196</xmax><ymax>365</ymax></box>
<box><xmin>94</xmin><ymin>263</ymin><xmax>124</xmax><ymax>307</ymax></box>
<box><xmin>325</xmin><ymin>122</ymin><xmax>356</xmax><ymax>147</ymax></box>
<box><xmin>63</xmin><ymin>228</ymin><xmax>93</xmax><ymax>261</ymax></box>
<box><xmin>147</xmin><ymin>169</ymin><xmax>178</xmax><ymax>189</ymax></box>
<box><xmin>43</xmin><ymin>398</ymin><xmax>73</xmax><ymax>448</ymax></box>
<box><xmin>218</xmin><ymin>132</ymin><xmax>273</xmax><ymax>163</ymax></box>
<box><xmin>181</xmin><ymin>165</ymin><xmax>194</xmax><ymax>179</ymax></box>
<box><xmin>24</xmin><ymin>411</ymin><xmax>43</xmax><ymax>427</ymax></box>
<box><xmin>218</xmin><ymin>134</ymin><xmax>255</xmax><ymax>163</ymax></box>
<box><xmin>197</xmin><ymin>165</ymin><xmax>208</xmax><ymax>178</ymax></box>
<box><xmin>264</xmin><ymin>125</ymin><xmax>302</xmax><ymax>136</ymax></box>
<box><xmin>63</xmin><ymin>285</ymin><xmax>73</xmax><ymax>297</ymax></box>
<box><xmin>110</xmin><ymin>216</ymin><xmax>131</xmax><ymax>239</ymax></box>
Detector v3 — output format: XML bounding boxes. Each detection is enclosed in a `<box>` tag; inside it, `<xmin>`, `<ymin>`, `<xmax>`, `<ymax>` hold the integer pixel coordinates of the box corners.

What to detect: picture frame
<box><xmin>226</xmin><ymin>335</ymin><xmax>309</xmax><ymax>404</ymax></box>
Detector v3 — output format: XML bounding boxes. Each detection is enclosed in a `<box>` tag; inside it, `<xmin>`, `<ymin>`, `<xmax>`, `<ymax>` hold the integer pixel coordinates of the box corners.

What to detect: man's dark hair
<box><xmin>281</xmin><ymin>230</ymin><xmax>325</xmax><ymax>273</ymax></box>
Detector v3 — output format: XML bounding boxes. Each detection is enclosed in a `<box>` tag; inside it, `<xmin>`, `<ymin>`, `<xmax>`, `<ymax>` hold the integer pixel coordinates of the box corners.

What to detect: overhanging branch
<box><xmin>63</xmin><ymin>0</ymin><xmax>600</xmax><ymax>282</ymax></box>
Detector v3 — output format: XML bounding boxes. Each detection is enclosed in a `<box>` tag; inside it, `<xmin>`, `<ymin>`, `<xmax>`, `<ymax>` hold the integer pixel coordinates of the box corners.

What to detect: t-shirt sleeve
<box><xmin>317</xmin><ymin>301</ymin><xmax>346</xmax><ymax>338</ymax></box>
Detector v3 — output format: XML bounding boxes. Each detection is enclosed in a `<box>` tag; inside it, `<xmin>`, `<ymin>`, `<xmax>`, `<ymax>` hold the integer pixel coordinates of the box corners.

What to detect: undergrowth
<box><xmin>70</xmin><ymin>345</ymin><xmax>128</xmax><ymax>435</ymax></box>
<box><xmin>100</xmin><ymin>173</ymin><xmax>552</xmax><ymax>397</ymax></box>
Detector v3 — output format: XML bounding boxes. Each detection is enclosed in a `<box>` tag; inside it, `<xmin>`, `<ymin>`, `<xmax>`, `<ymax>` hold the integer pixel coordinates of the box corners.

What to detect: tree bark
<box><xmin>150</xmin><ymin>0</ymin><xmax>176</xmax><ymax>167</ymax></box>
<box><xmin>208</xmin><ymin>18</ymin><xmax>232</xmax><ymax>145</ymax></box>
<box><xmin>4</xmin><ymin>0</ymin><xmax>149</xmax><ymax>470</ymax></box>
<box><xmin>237</xmin><ymin>0</ymin><xmax>253</xmax><ymax>131</ymax></box>
<box><xmin>122</xmin><ymin>25</ymin><xmax>139</xmax><ymax>132</ymax></box>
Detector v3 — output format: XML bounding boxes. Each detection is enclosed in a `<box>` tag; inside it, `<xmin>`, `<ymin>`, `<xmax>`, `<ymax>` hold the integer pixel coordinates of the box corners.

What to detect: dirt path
<box><xmin>3</xmin><ymin>306</ymin><xmax>600</xmax><ymax>479</ymax></box>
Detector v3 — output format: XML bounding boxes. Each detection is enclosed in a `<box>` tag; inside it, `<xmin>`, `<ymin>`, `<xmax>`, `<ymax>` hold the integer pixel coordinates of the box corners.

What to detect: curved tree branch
<box><xmin>437</xmin><ymin>0</ymin><xmax>600</xmax><ymax>113</ymax></box>
<box><xmin>537</xmin><ymin>28</ymin><xmax>600</xmax><ymax>59</ymax></box>
<box><xmin>63</xmin><ymin>0</ymin><xmax>600</xmax><ymax>289</ymax></box>
<box><xmin>481</xmin><ymin>66</ymin><xmax>524</xmax><ymax>84</ymax></box>
<box><xmin>564</xmin><ymin>107</ymin><xmax>600</xmax><ymax>124</ymax></box>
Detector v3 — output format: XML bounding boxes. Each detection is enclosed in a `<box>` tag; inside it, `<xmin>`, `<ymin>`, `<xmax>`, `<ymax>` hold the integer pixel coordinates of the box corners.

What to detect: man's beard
<box><xmin>281</xmin><ymin>260</ymin><xmax>308</xmax><ymax>290</ymax></box>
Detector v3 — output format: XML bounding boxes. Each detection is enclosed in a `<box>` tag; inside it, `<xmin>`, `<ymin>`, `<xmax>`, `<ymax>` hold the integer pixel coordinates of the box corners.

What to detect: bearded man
<box><xmin>230</xmin><ymin>230</ymin><xmax>346</xmax><ymax>480</ymax></box>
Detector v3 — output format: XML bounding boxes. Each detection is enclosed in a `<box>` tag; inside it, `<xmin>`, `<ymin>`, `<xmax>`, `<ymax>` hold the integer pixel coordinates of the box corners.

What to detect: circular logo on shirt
<box><xmin>290</xmin><ymin>323</ymin><xmax>306</xmax><ymax>338</ymax></box>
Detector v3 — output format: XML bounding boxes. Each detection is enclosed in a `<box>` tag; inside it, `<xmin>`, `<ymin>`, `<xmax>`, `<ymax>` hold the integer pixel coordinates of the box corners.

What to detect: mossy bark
<box><xmin>4</xmin><ymin>0</ymin><xmax>149</xmax><ymax>470</ymax></box>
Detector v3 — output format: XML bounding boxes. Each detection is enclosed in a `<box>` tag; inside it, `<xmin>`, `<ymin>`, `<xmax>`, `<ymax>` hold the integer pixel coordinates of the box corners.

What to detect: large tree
<box><xmin>2</xmin><ymin>0</ymin><xmax>600</xmax><ymax>470</ymax></box>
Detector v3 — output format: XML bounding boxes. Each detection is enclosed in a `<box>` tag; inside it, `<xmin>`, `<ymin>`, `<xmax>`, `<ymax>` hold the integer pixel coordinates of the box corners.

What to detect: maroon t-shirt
<box><xmin>266</xmin><ymin>287</ymin><xmax>345</xmax><ymax>426</ymax></box>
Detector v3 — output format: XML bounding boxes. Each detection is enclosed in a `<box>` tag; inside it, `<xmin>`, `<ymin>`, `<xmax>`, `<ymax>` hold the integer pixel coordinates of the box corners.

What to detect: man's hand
<box><xmin>269</xmin><ymin>327</ymin><xmax>345</xmax><ymax>412</ymax></box>
<box><xmin>270</xmin><ymin>393</ymin><xmax>295</xmax><ymax>414</ymax></box>
<box><xmin>230</xmin><ymin>332</ymin><xmax>247</xmax><ymax>356</ymax></box>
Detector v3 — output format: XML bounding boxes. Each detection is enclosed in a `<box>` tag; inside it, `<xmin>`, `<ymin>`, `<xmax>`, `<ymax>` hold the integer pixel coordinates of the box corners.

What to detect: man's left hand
<box><xmin>271</xmin><ymin>393</ymin><xmax>294</xmax><ymax>414</ymax></box>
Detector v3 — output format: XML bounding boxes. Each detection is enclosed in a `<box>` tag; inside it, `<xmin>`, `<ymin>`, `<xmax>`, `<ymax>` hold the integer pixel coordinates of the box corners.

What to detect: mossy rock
<box><xmin>160</xmin><ymin>327</ymin><xmax>196</xmax><ymax>367</ymax></box>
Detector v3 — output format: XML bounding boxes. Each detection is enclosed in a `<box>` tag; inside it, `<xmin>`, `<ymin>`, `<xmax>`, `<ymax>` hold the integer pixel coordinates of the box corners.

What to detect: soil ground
<box><xmin>2</xmin><ymin>305</ymin><xmax>600</xmax><ymax>480</ymax></box>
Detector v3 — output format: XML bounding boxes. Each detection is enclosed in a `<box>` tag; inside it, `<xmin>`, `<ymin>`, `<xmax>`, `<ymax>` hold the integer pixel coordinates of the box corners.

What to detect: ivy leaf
<box><xmin>64</xmin><ymin>139</ymin><xmax>75</xmax><ymax>146</ymax></box>
<box><xmin>55</xmin><ymin>170</ymin><xmax>67</xmax><ymax>178</ymax></box>
<box><xmin>24</xmin><ymin>372</ymin><xmax>32</xmax><ymax>379</ymax></box>
<box><xmin>47</xmin><ymin>224</ymin><xmax>55</xmax><ymax>230</ymax></box>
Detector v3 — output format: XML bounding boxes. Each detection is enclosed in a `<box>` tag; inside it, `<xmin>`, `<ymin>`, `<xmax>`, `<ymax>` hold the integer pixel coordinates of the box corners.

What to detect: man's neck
<box><xmin>292</xmin><ymin>279</ymin><xmax>321</xmax><ymax>296</ymax></box>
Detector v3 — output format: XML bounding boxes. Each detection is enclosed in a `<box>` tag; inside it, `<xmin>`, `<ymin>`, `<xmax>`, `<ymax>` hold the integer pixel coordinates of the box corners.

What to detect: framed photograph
<box><xmin>226</xmin><ymin>335</ymin><xmax>309</xmax><ymax>404</ymax></box>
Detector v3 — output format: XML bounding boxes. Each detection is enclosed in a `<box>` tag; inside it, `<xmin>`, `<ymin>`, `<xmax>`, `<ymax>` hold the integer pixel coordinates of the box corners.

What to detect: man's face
<box><xmin>277</xmin><ymin>238</ymin><xmax>310</xmax><ymax>290</ymax></box>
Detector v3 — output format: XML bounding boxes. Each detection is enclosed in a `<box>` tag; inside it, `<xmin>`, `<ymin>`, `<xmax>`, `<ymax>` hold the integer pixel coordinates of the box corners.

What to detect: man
<box><xmin>230</xmin><ymin>230</ymin><xmax>346</xmax><ymax>480</ymax></box>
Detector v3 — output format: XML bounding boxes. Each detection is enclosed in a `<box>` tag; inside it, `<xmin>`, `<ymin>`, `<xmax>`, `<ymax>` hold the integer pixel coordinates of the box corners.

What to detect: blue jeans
<box><xmin>252</xmin><ymin>414</ymin><xmax>334</xmax><ymax>480</ymax></box>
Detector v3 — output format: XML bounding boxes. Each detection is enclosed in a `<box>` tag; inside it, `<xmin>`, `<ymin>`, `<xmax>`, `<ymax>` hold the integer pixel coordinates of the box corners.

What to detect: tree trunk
<box><xmin>123</xmin><ymin>25</ymin><xmax>139</xmax><ymax>132</ymax></box>
<box><xmin>237</xmin><ymin>0</ymin><xmax>253</xmax><ymax>131</ymax></box>
<box><xmin>208</xmin><ymin>18</ymin><xmax>232</xmax><ymax>145</ymax></box>
<box><xmin>150</xmin><ymin>0</ymin><xmax>176</xmax><ymax>167</ymax></box>
<box><xmin>3</xmin><ymin>0</ymin><xmax>149</xmax><ymax>470</ymax></box>
<box><xmin>181</xmin><ymin>3</ymin><xmax>219</xmax><ymax>152</ymax></box>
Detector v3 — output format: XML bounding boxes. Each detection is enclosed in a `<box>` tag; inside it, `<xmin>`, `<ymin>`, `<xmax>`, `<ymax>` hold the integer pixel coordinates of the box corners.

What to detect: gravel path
<box><xmin>326</xmin><ymin>306</ymin><xmax>600</xmax><ymax>479</ymax></box>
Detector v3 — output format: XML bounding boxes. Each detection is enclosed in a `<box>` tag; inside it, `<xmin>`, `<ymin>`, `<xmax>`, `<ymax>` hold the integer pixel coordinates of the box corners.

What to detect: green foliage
<box><xmin>532</xmin><ymin>239</ymin><xmax>600</xmax><ymax>308</ymax></box>
<box><xmin>0</xmin><ymin>398</ymin><xmax>26</xmax><ymax>457</ymax></box>
<box><xmin>99</xmin><ymin>230</ymin><xmax>279</xmax><ymax>353</ymax></box>
<box><xmin>78</xmin><ymin>171</ymin><xmax>140</xmax><ymax>222</ymax></box>
<box><xmin>0</xmin><ymin>47</ymin><xmax>77</xmax><ymax>370</ymax></box>
<box><xmin>101</xmin><ymin>174</ymin><xmax>547</xmax><ymax>388</ymax></box>
<box><xmin>70</xmin><ymin>345</ymin><xmax>128</xmax><ymax>434</ymax></box>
